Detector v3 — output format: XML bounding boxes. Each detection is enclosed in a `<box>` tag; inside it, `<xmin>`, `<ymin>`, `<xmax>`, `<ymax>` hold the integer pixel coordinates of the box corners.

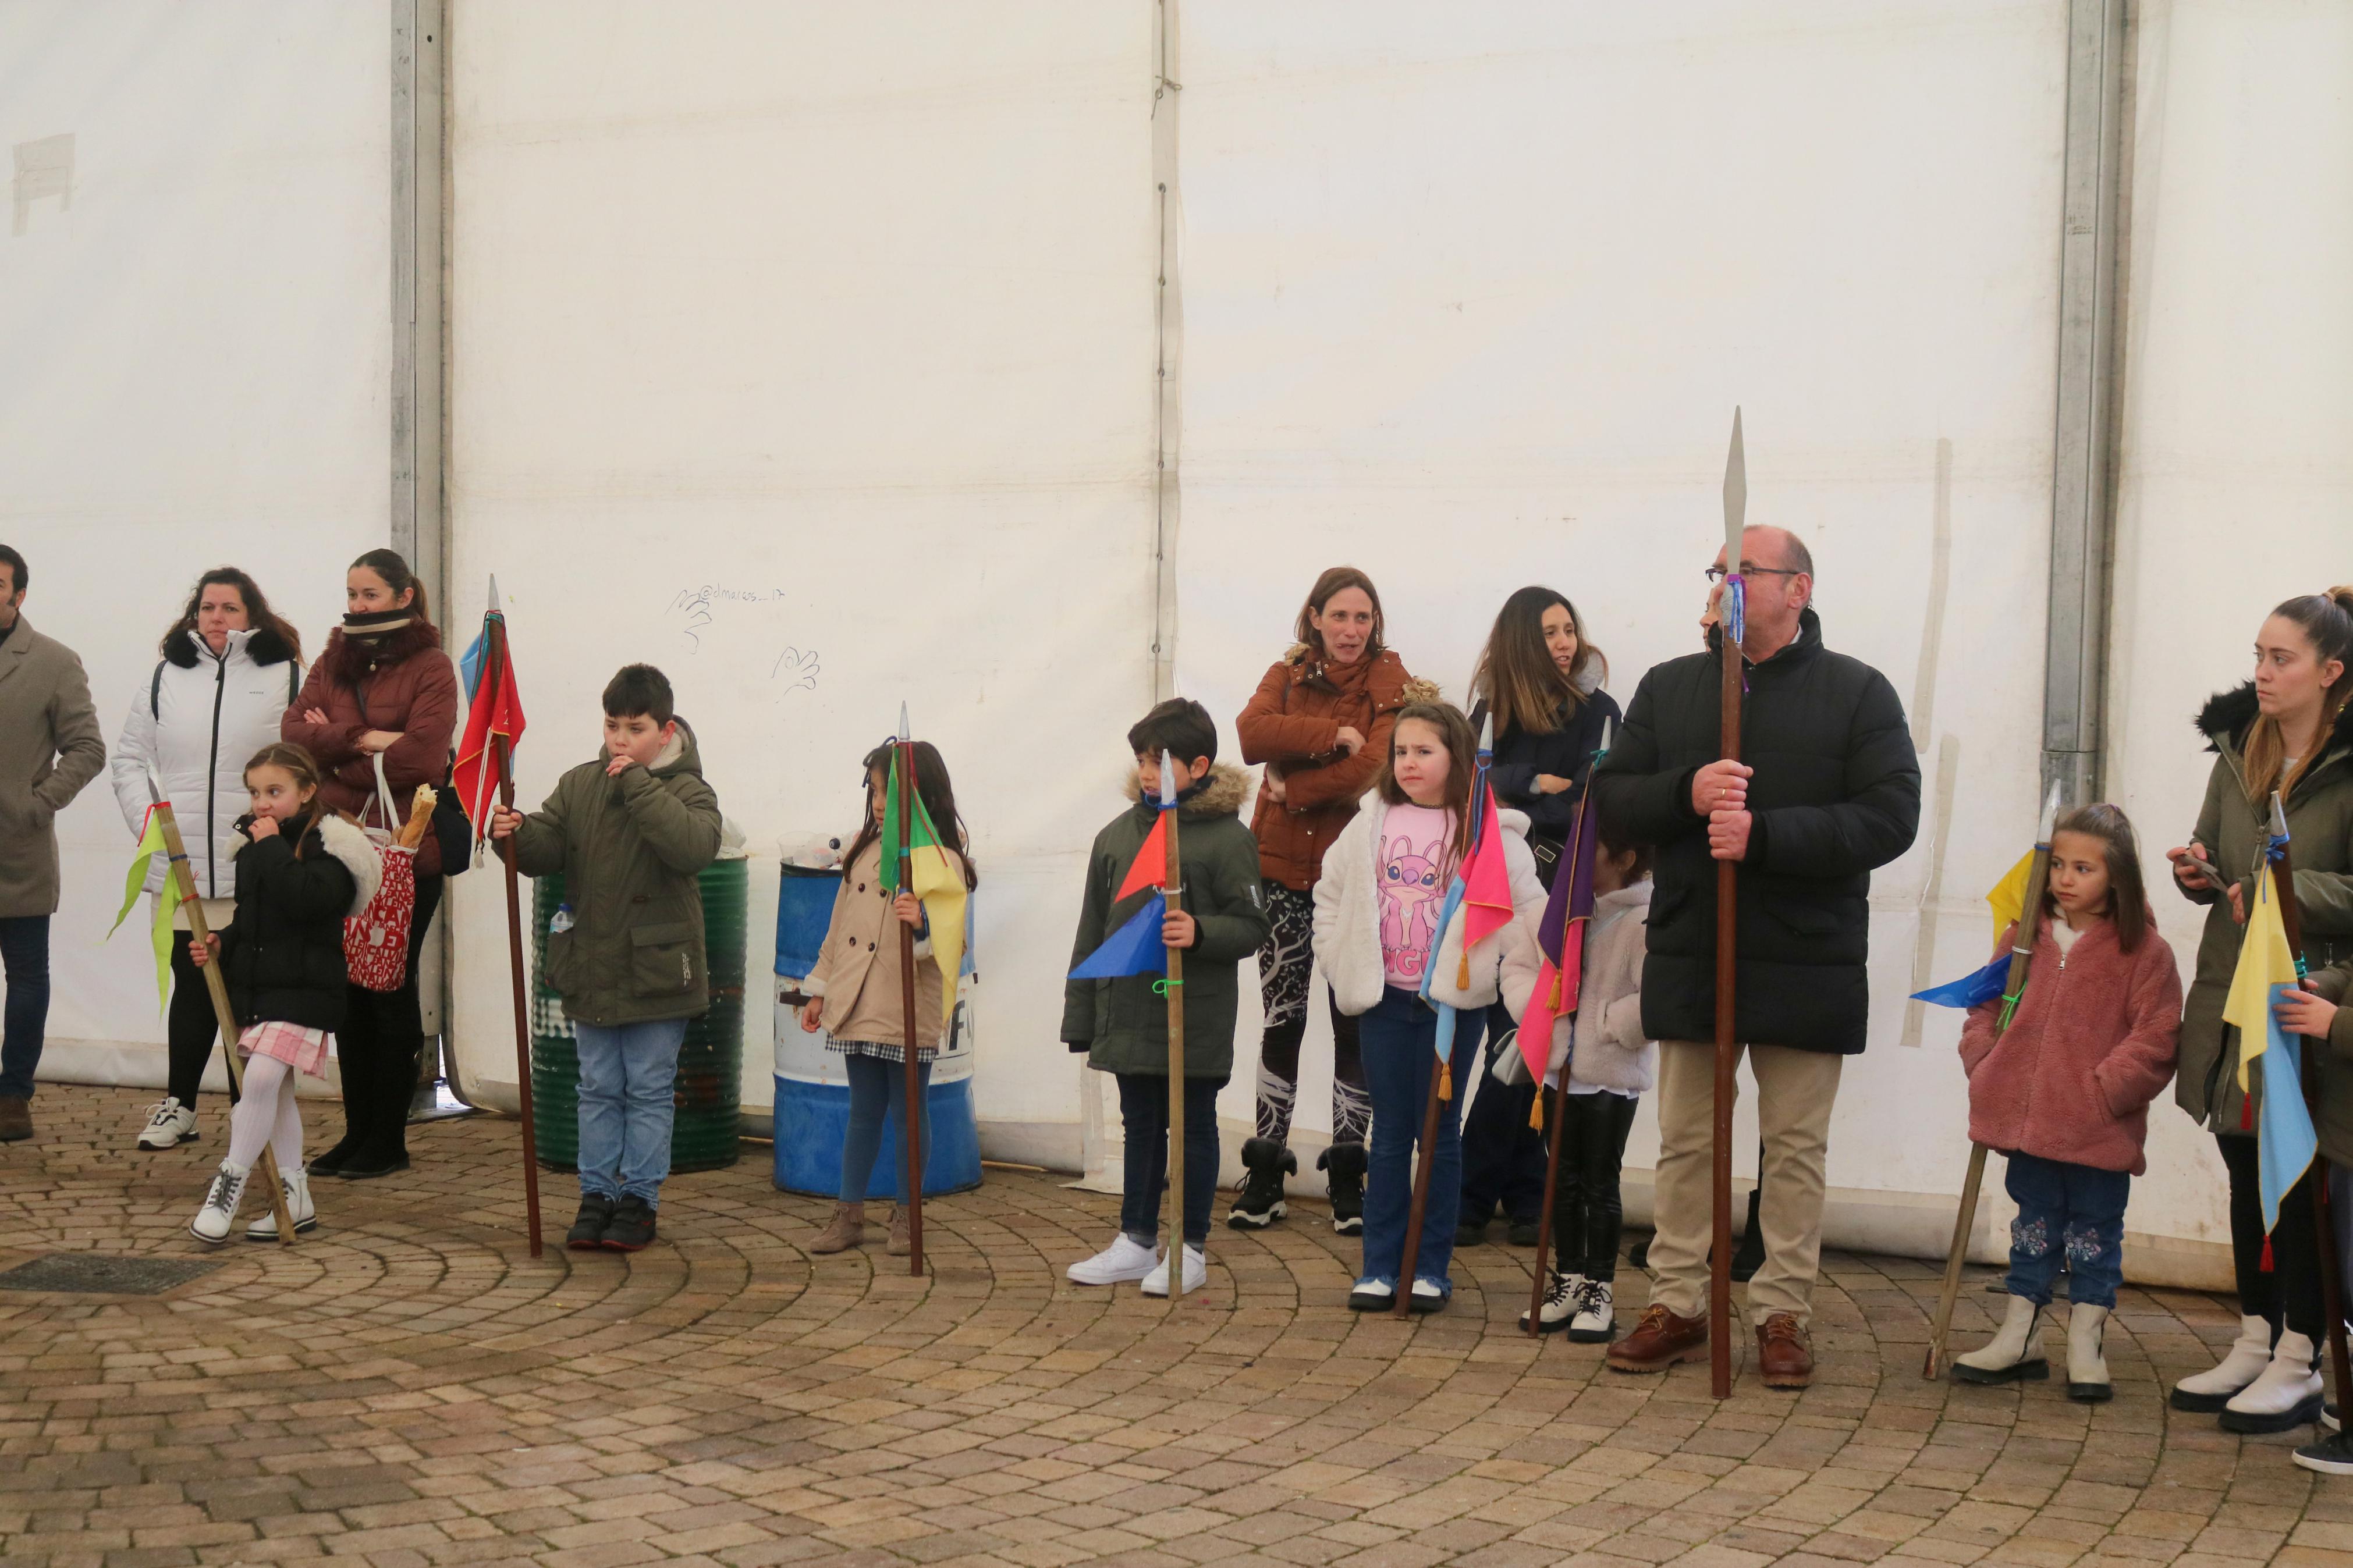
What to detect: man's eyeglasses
<box><xmin>1705</xmin><ymin>566</ymin><xmax>1805</xmax><ymax>584</ymax></box>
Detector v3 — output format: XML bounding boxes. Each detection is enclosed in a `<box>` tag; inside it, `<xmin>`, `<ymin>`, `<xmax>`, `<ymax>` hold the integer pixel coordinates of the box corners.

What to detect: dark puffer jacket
<box><xmin>1592</xmin><ymin>609</ymin><xmax>1921</xmax><ymax>1054</ymax></box>
<box><xmin>218</xmin><ymin>810</ymin><xmax>381</xmax><ymax>1031</ymax></box>
<box><xmin>2174</xmin><ymin>687</ymin><xmax>2353</xmax><ymax>1135</ymax></box>
<box><xmin>1488</xmin><ymin>686</ymin><xmax>1621</xmax><ymax>880</ymax></box>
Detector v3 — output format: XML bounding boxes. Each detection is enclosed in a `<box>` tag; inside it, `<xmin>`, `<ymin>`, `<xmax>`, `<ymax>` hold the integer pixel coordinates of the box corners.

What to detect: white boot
<box><xmin>2171</xmin><ymin>1314</ymin><xmax>2273</xmax><ymax>1412</ymax></box>
<box><xmin>1141</xmin><ymin>1245</ymin><xmax>1207</xmax><ymax>1298</ymax></box>
<box><xmin>1952</xmin><ymin>1294</ymin><xmax>2047</xmax><ymax>1384</ymax></box>
<box><xmin>2221</xmin><ymin>1329</ymin><xmax>2324</xmax><ymax>1434</ymax></box>
<box><xmin>1568</xmin><ymin>1279</ymin><xmax>1619</xmax><ymax>1344</ymax></box>
<box><xmin>2065</xmin><ymin>1303</ymin><xmax>2112</xmax><ymax>1402</ymax></box>
<box><xmin>1521</xmin><ymin>1270</ymin><xmax>1585</xmax><ymax>1334</ymax></box>
<box><xmin>189</xmin><ymin>1161</ymin><xmax>251</xmax><ymax>1245</ymax></box>
<box><xmin>245</xmin><ymin>1167</ymin><xmax>317</xmax><ymax>1240</ymax></box>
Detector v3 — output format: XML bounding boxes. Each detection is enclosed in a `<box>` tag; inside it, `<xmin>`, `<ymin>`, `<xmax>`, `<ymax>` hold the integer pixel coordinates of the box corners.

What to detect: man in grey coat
<box><xmin>0</xmin><ymin>545</ymin><xmax>108</xmax><ymax>1141</ymax></box>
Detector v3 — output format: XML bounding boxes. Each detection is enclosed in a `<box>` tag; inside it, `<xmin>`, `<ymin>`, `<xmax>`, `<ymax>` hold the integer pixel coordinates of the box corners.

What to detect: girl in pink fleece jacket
<box><xmin>1951</xmin><ymin>804</ymin><xmax>2182</xmax><ymax>1402</ymax></box>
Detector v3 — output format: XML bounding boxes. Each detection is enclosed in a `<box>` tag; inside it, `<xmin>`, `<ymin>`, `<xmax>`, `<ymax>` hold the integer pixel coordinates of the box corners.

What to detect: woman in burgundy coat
<box><xmin>282</xmin><ymin>549</ymin><xmax>457</xmax><ymax>1179</ymax></box>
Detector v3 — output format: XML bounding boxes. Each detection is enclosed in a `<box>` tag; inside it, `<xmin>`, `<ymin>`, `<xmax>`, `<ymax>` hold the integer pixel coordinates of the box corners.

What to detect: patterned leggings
<box><xmin>1254</xmin><ymin>881</ymin><xmax>1371</xmax><ymax>1147</ymax></box>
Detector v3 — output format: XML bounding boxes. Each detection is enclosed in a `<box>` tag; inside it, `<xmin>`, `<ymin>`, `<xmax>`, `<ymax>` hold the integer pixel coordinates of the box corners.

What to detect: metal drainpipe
<box><xmin>2042</xmin><ymin>0</ymin><xmax>2131</xmax><ymax>807</ymax></box>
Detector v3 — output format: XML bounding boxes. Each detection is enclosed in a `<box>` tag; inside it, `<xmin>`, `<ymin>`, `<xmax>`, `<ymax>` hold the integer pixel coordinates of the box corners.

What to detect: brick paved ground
<box><xmin>4</xmin><ymin>1085</ymin><xmax>2351</xmax><ymax>1568</ymax></box>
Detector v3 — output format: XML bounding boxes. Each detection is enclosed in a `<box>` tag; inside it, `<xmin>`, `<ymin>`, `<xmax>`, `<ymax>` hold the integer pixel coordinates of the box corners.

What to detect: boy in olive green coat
<box><xmin>1063</xmin><ymin>699</ymin><xmax>1270</xmax><ymax>1295</ymax></box>
<box><xmin>491</xmin><ymin>664</ymin><xmax>722</xmax><ymax>1253</ymax></box>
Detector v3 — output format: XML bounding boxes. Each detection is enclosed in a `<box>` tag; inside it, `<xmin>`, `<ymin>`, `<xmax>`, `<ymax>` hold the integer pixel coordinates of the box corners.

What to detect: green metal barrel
<box><xmin>529</xmin><ymin>855</ymin><xmax>748</xmax><ymax>1173</ymax></box>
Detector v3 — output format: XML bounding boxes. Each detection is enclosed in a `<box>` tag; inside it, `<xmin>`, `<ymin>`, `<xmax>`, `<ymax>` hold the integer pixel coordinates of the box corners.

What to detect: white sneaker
<box><xmin>1521</xmin><ymin>1270</ymin><xmax>1585</xmax><ymax>1333</ymax></box>
<box><xmin>1067</xmin><ymin>1235</ymin><xmax>1159</xmax><ymax>1286</ymax></box>
<box><xmin>2221</xmin><ymin>1329</ymin><xmax>2324</xmax><ymax>1434</ymax></box>
<box><xmin>1140</xmin><ymin>1245</ymin><xmax>1207</xmax><ymax>1298</ymax></box>
<box><xmin>1569</xmin><ymin>1279</ymin><xmax>1618</xmax><ymax>1343</ymax></box>
<box><xmin>189</xmin><ymin>1161</ymin><xmax>251</xmax><ymax>1245</ymax></box>
<box><xmin>137</xmin><ymin>1097</ymin><xmax>198</xmax><ymax>1150</ymax></box>
<box><xmin>245</xmin><ymin>1167</ymin><xmax>318</xmax><ymax>1240</ymax></box>
<box><xmin>2171</xmin><ymin>1314</ymin><xmax>2273</xmax><ymax>1412</ymax></box>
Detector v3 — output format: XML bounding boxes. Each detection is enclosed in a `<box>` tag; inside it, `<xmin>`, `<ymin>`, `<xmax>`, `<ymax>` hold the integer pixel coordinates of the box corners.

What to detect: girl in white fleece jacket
<box><xmin>1521</xmin><ymin>824</ymin><xmax>1655</xmax><ymax>1341</ymax></box>
<box><xmin>1313</xmin><ymin>702</ymin><xmax>1545</xmax><ymax>1314</ymax></box>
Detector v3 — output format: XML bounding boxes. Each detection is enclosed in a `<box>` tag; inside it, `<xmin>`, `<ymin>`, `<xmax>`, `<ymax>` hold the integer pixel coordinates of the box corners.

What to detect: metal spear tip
<box><xmin>2272</xmin><ymin>790</ymin><xmax>2290</xmax><ymax>838</ymax></box>
<box><xmin>1722</xmin><ymin>407</ymin><xmax>1747</xmax><ymax>558</ymax></box>
<box><xmin>898</xmin><ymin>702</ymin><xmax>910</xmax><ymax>743</ymax></box>
<box><xmin>1159</xmin><ymin>749</ymin><xmax>1178</xmax><ymax>808</ymax></box>
<box><xmin>487</xmin><ymin>574</ymin><xmax>502</xmax><ymax>614</ymax></box>
<box><xmin>1599</xmin><ymin>716</ymin><xmax>1613</xmax><ymax>755</ymax></box>
<box><xmin>1476</xmin><ymin>710</ymin><xmax>1493</xmax><ymax>752</ymax></box>
<box><xmin>2036</xmin><ymin>778</ymin><xmax>2062</xmax><ymax>840</ymax></box>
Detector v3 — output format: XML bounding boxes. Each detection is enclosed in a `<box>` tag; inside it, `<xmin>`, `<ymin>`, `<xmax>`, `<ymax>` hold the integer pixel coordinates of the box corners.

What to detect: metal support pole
<box><xmin>2041</xmin><ymin>0</ymin><xmax>2129</xmax><ymax>805</ymax></box>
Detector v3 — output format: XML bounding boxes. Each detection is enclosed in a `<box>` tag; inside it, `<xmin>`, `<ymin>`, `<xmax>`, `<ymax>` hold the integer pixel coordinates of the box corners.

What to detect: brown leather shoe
<box><xmin>1756</xmin><ymin>1313</ymin><xmax>1814</xmax><ymax>1389</ymax></box>
<box><xmin>1606</xmin><ymin>1303</ymin><xmax>1708</xmax><ymax>1374</ymax></box>
<box><xmin>0</xmin><ymin>1094</ymin><xmax>31</xmax><ymax>1143</ymax></box>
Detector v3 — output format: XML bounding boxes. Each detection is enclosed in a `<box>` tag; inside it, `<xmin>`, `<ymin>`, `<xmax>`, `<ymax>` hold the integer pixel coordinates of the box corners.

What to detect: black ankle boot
<box><xmin>1226</xmin><ymin>1137</ymin><xmax>1294</xmax><ymax>1230</ymax></box>
<box><xmin>1319</xmin><ymin>1141</ymin><xmax>1367</xmax><ymax>1236</ymax></box>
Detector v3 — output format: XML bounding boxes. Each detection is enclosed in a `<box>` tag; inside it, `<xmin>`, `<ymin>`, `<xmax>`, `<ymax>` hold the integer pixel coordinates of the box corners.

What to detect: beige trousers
<box><xmin>1648</xmin><ymin>1039</ymin><xmax>1844</xmax><ymax>1328</ymax></box>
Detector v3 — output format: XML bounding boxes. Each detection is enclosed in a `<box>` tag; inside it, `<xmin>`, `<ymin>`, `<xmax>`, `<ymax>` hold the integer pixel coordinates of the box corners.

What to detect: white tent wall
<box><xmin>1173</xmin><ymin>3</ymin><xmax>2078</xmax><ymax>1262</ymax></box>
<box><xmin>2103</xmin><ymin>2</ymin><xmax>2353</xmax><ymax>1276</ymax></box>
<box><xmin>442</xmin><ymin>4</ymin><xmax>1160</xmax><ymax>1159</ymax></box>
<box><xmin>2</xmin><ymin>4</ymin><xmax>392</xmax><ymax>1093</ymax></box>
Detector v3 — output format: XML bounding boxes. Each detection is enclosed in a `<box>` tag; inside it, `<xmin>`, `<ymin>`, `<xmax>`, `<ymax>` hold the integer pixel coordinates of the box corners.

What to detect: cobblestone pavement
<box><xmin>3</xmin><ymin>1085</ymin><xmax>2350</xmax><ymax>1568</ymax></box>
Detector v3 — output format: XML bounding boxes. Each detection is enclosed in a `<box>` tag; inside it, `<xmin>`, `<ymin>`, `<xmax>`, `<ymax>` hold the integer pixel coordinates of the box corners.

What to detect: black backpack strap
<box><xmin>150</xmin><ymin>661</ymin><xmax>165</xmax><ymax>721</ymax></box>
<box><xmin>288</xmin><ymin>660</ymin><xmax>300</xmax><ymax>706</ymax></box>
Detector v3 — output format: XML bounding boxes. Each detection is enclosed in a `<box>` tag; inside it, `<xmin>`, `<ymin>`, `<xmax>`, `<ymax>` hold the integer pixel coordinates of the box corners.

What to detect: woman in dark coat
<box><xmin>281</xmin><ymin>549</ymin><xmax>458</xmax><ymax>1178</ymax></box>
<box><xmin>1457</xmin><ymin>587</ymin><xmax>1619</xmax><ymax>1246</ymax></box>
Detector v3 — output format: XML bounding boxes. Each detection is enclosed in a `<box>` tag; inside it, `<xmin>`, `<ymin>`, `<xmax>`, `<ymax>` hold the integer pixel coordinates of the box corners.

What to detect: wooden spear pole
<box><xmin>1923</xmin><ymin>780</ymin><xmax>2061</xmax><ymax>1379</ymax></box>
<box><xmin>1393</xmin><ymin>1018</ymin><xmax>1456</xmax><ymax>1320</ymax></box>
<box><xmin>1709</xmin><ymin>410</ymin><xmax>1746</xmax><ymax>1399</ymax></box>
<box><xmin>896</xmin><ymin>735</ymin><xmax>927</xmax><ymax>1276</ymax></box>
<box><xmin>2269</xmin><ymin>791</ymin><xmax>2353</xmax><ymax>1416</ymax></box>
<box><xmin>1528</xmin><ymin>743</ymin><xmax>1604</xmax><ymax>1338</ymax></box>
<box><xmin>1161</xmin><ymin>751</ymin><xmax>1189</xmax><ymax>1298</ymax></box>
<box><xmin>489</xmin><ymin>610</ymin><xmax>545</xmax><ymax>1258</ymax></box>
<box><xmin>152</xmin><ymin>794</ymin><xmax>299</xmax><ymax>1246</ymax></box>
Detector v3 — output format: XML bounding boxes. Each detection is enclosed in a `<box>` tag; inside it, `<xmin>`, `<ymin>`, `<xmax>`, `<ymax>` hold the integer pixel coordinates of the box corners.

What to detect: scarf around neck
<box><xmin>342</xmin><ymin>608</ymin><xmax>413</xmax><ymax>640</ymax></box>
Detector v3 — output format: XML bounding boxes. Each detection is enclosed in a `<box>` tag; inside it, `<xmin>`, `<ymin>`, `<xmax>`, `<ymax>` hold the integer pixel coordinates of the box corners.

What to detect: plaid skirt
<box><xmin>239</xmin><ymin>1020</ymin><xmax>332</xmax><ymax>1079</ymax></box>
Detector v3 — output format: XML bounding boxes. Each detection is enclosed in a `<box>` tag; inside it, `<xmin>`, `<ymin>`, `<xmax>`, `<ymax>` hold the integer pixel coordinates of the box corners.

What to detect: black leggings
<box><xmin>2218</xmin><ymin>1131</ymin><xmax>2324</xmax><ymax>1341</ymax></box>
<box><xmin>1545</xmin><ymin>1086</ymin><xmax>1639</xmax><ymax>1281</ymax></box>
<box><xmin>165</xmin><ymin>932</ymin><xmax>222</xmax><ymax>1106</ymax></box>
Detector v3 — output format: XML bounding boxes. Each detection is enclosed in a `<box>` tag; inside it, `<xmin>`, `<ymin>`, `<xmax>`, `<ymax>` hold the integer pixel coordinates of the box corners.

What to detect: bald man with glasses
<box><xmin>1592</xmin><ymin>526</ymin><xmax>1921</xmax><ymax>1388</ymax></box>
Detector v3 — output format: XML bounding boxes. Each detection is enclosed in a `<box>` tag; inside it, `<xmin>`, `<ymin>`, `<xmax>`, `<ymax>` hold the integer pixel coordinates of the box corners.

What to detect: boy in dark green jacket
<box><xmin>1063</xmin><ymin>699</ymin><xmax>1270</xmax><ymax>1296</ymax></box>
<box><xmin>491</xmin><ymin>664</ymin><xmax>722</xmax><ymax>1253</ymax></box>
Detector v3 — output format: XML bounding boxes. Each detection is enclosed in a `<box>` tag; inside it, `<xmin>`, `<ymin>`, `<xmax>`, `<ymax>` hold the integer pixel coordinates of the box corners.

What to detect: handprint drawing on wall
<box><xmin>772</xmin><ymin>646</ymin><xmax>821</xmax><ymax>696</ymax></box>
<box><xmin>1378</xmin><ymin>834</ymin><xmax>1443</xmax><ymax>981</ymax></box>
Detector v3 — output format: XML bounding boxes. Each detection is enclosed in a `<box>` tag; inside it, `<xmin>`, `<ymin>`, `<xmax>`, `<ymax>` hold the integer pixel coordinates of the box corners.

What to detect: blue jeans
<box><xmin>2004</xmin><ymin>1150</ymin><xmax>2129</xmax><ymax>1310</ymax></box>
<box><xmin>574</xmin><ymin>1018</ymin><xmax>688</xmax><ymax>1207</ymax></box>
<box><xmin>1116</xmin><ymin>1072</ymin><xmax>1224</xmax><ymax>1248</ymax></box>
<box><xmin>0</xmin><ymin>915</ymin><xmax>51</xmax><ymax>1099</ymax></box>
<box><xmin>840</xmin><ymin>1054</ymin><xmax>934</xmax><ymax>1201</ymax></box>
<box><xmin>1360</xmin><ymin>987</ymin><xmax>1484</xmax><ymax>1289</ymax></box>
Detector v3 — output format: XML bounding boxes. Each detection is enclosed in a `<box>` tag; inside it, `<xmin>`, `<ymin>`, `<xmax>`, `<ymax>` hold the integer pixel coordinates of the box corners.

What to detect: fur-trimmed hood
<box><xmin>1123</xmin><ymin>760</ymin><xmax>1251</xmax><ymax>818</ymax></box>
<box><xmin>2196</xmin><ymin>680</ymin><xmax>2353</xmax><ymax>759</ymax></box>
<box><xmin>1277</xmin><ymin>642</ymin><xmax>1436</xmax><ymax>705</ymax></box>
<box><xmin>233</xmin><ymin>810</ymin><xmax>384</xmax><ymax>916</ymax></box>
<box><xmin>324</xmin><ymin>618</ymin><xmax>443</xmax><ymax>684</ymax></box>
<box><xmin>164</xmin><ymin>625</ymin><xmax>297</xmax><ymax>670</ymax></box>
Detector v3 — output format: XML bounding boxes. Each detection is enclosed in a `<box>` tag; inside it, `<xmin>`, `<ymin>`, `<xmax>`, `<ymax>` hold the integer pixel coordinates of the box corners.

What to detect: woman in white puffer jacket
<box><xmin>111</xmin><ymin>569</ymin><xmax>304</xmax><ymax>1150</ymax></box>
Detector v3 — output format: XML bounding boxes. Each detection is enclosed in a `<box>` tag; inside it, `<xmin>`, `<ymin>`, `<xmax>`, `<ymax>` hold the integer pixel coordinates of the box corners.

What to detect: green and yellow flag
<box><xmin>882</xmin><ymin>752</ymin><xmax>967</xmax><ymax>1027</ymax></box>
<box><xmin>107</xmin><ymin>808</ymin><xmax>175</xmax><ymax>1012</ymax></box>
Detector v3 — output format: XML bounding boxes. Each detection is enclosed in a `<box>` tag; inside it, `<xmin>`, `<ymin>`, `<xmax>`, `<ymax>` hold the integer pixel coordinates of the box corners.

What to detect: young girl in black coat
<box><xmin>187</xmin><ymin>744</ymin><xmax>380</xmax><ymax>1243</ymax></box>
<box><xmin>1457</xmin><ymin>587</ymin><xmax>1620</xmax><ymax>1247</ymax></box>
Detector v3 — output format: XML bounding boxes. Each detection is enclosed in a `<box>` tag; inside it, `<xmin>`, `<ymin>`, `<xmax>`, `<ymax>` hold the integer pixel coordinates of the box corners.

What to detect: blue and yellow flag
<box><xmin>2222</xmin><ymin>869</ymin><xmax>2316</xmax><ymax>1234</ymax></box>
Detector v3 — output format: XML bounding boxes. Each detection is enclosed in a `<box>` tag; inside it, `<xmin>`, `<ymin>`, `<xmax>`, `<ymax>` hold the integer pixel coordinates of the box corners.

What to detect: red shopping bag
<box><xmin>344</xmin><ymin>755</ymin><xmax>418</xmax><ymax>993</ymax></box>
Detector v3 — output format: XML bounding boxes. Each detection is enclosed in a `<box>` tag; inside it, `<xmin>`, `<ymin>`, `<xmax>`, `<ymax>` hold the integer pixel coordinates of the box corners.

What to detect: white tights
<box><xmin>225</xmin><ymin>1054</ymin><xmax>305</xmax><ymax>1173</ymax></box>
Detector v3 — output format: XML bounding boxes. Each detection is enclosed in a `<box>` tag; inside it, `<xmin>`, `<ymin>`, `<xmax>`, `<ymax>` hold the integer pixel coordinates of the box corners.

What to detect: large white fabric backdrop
<box><xmin>1</xmin><ymin>3</ymin><xmax>391</xmax><ymax>1088</ymax></box>
<box><xmin>444</xmin><ymin>4</ymin><xmax>1159</xmax><ymax>1151</ymax></box>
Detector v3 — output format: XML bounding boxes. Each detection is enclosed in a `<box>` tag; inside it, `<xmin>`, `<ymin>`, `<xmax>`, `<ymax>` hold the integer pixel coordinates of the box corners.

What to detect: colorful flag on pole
<box><xmin>1518</xmin><ymin>784</ymin><xmax>1600</xmax><ymax>1088</ymax></box>
<box><xmin>1985</xmin><ymin>849</ymin><xmax>2036</xmax><ymax>945</ymax></box>
<box><xmin>882</xmin><ymin>748</ymin><xmax>969</xmax><ymax>1024</ymax></box>
<box><xmin>2223</xmin><ymin>866</ymin><xmax>2316</xmax><ymax>1235</ymax></box>
<box><xmin>1070</xmin><ymin>760</ymin><xmax>1182</xmax><ymax>982</ymax></box>
<box><xmin>454</xmin><ymin>580</ymin><xmax>526</xmax><ymax>848</ymax></box>
<box><xmin>108</xmin><ymin>807</ymin><xmax>174</xmax><ymax>1012</ymax></box>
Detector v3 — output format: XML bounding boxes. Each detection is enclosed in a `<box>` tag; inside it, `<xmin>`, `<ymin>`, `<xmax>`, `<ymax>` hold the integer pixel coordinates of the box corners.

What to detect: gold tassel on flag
<box><xmin>1438</xmin><ymin>1061</ymin><xmax>1453</xmax><ymax>1102</ymax></box>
